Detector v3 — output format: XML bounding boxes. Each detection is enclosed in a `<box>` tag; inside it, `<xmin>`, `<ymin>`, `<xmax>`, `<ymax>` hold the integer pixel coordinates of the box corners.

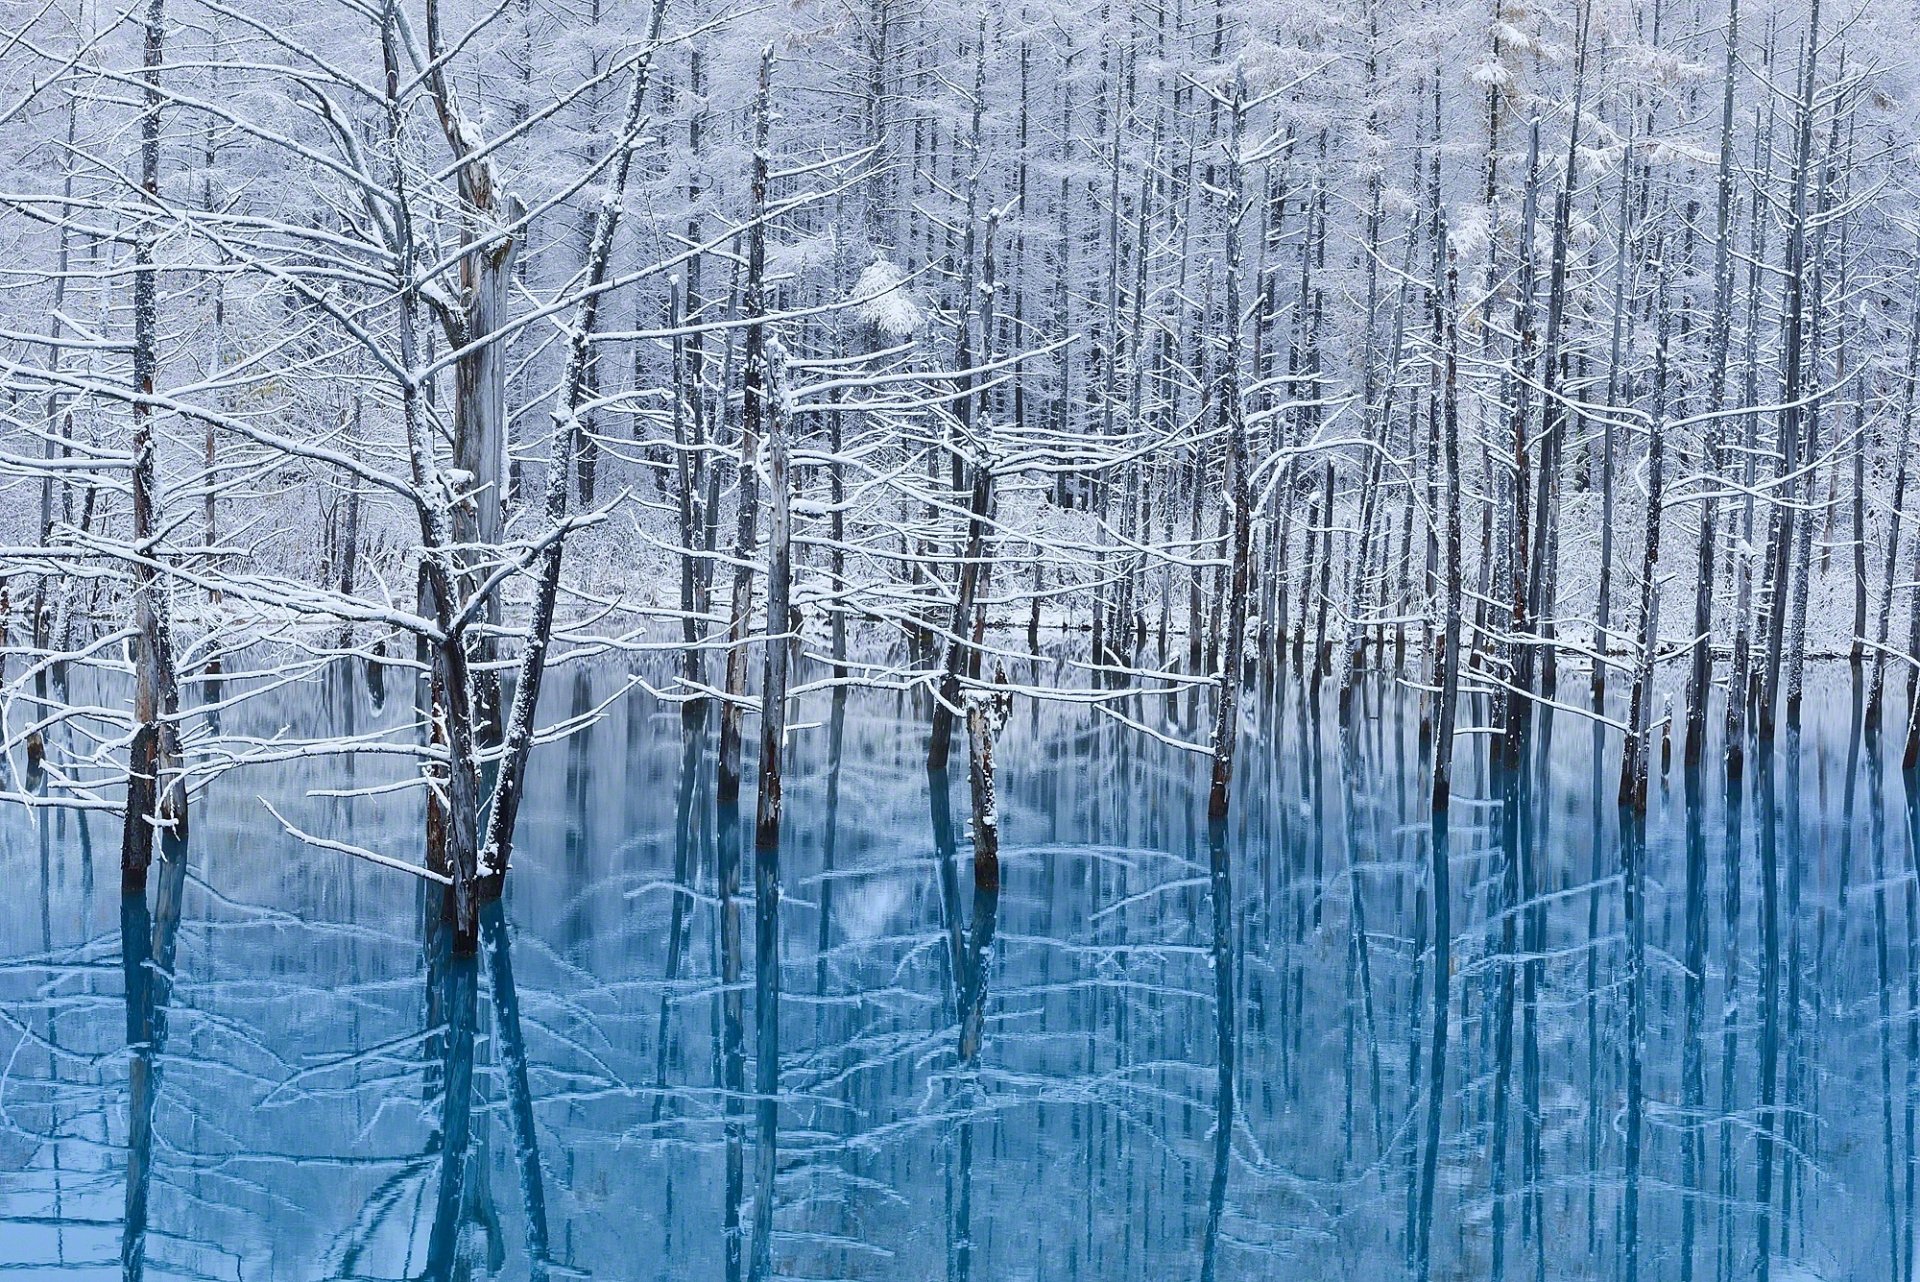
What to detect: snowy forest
<box><xmin>6</xmin><ymin>0</ymin><xmax>1920</xmax><ymax>1276</ymax></box>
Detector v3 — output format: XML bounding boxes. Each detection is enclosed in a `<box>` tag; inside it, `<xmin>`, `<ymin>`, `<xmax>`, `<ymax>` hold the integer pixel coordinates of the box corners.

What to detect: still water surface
<box><xmin>0</xmin><ymin>659</ymin><xmax>1909</xmax><ymax>1280</ymax></box>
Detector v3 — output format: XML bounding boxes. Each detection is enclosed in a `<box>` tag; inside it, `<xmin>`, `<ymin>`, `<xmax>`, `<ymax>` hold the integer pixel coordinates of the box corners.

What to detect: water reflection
<box><xmin>1198</xmin><ymin>817</ymin><xmax>1232</xmax><ymax>1282</ymax></box>
<box><xmin>483</xmin><ymin>902</ymin><xmax>550</xmax><ymax>1281</ymax></box>
<box><xmin>7</xmin><ymin>662</ymin><xmax>1920</xmax><ymax>1279</ymax></box>
<box><xmin>423</xmin><ymin>913</ymin><xmax>483</xmax><ymax>1279</ymax></box>
<box><xmin>120</xmin><ymin>832</ymin><xmax>185</xmax><ymax>1282</ymax></box>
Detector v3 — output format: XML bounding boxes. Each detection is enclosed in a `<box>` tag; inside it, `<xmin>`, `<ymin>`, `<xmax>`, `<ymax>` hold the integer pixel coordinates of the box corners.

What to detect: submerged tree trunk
<box><xmin>1620</xmin><ymin>253</ymin><xmax>1671</xmax><ymax>814</ymax></box>
<box><xmin>755</xmin><ymin>347</ymin><xmax>792</xmax><ymax>850</ymax></box>
<box><xmin>1431</xmin><ymin>244</ymin><xmax>1464</xmax><ymax>814</ymax></box>
<box><xmin>1759</xmin><ymin>2</ymin><xmax>1823</xmax><ymax>741</ymax></box>
<box><xmin>123</xmin><ymin>0</ymin><xmax>186</xmax><ymax>890</ymax></box>
<box><xmin>1870</xmin><ymin>240</ymin><xmax>1920</xmax><ymax>724</ymax></box>
<box><xmin>930</xmin><ymin>209</ymin><xmax>1003</xmax><ymax>773</ymax></box>
<box><xmin>746</xmin><ymin>61</ymin><xmax>785</xmax><ymax>1274</ymax></box>
<box><xmin>465</xmin><ymin>0</ymin><xmax>671</xmax><ymax>937</ymax></box>
<box><xmin>1685</xmin><ymin>0</ymin><xmax>1741</xmax><ymax>765</ymax></box>
<box><xmin>1206</xmin><ymin>78</ymin><xmax>1251</xmax><ymax>822</ymax></box>
<box><xmin>719</xmin><ymin>52</ymin><xmax>775</xmax><ymax>805</ymax></box>
<box><xmin>670</xmin><ymin>279</ymin><xmax>708</xmax><ymax>703</ymax></box>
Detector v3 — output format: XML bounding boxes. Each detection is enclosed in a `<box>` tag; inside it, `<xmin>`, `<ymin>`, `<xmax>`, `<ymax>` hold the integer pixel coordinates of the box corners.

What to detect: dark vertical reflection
<box><xmin>424</xmin><ymin>912</ymin><xmax>479</xmax><ymax>1281</ymax></box>
<box><xmin>1718</xmin><ymin>729</ymin><xmax>1747</xmax><ymax>1282</ymax></box>
<box><xmin>1837</xmin><ymin>672</ymin><xmax>1867</xmax><ymax>950</ymax></box>
<box><xmin>366</xmin><ymin>643</ymin><xmax>388</xmax><ymax>710</ymax></box>
<box><xmin>1621</xmin><ymin>780</ymin><xmax>1650</xmax><ymax>1282</ymax></box>
<box><xmin>1584</xmin><ymin>706</ymin><xmax>1608</xmax><ymax>1262</ymax></box>
<box><xmin>815</xmin><ymin>688</ymin><xmax>847</xmax><ymax>1000</ymax></box>
<box><xmin>1337</xmin><ymin>719</ymin><xmax>1384</xmax><ymax>1163</ymax></box>
<box><xmin>1402</xmin><ymin>819</ymin><xmax>1429</xmax><ymax>1264</ymax></box>
<box><xmin>1900</xmin><ymin>744</ymin><xmax>1920</xmax><ymax>1282</ymax></box>
<box><xmin>1755</xmin><ymin>737</ymin><xmax>1783</xmax><ymax>1282</ymax></box>
<box><xmin>563</xmin><ymin>668</ymin><xmax>594</xmax><ymax>872</ymax></box>
<box><xmin>200</xmin><ymin>657</ymin><xmax>224</xmax><ymax>739</ymax></box>
<box><xmin>1869</xmin><ymin>713</ymin><xmax>1899</xmax><ymax>1281</ymax></box>
<box><xmin>1489</xmin><ymin>747</ymin><xmax>1521</xmax><ymax>1282</ymax></box>
<box><xmin>746</xmin><ymin>830</ymin><xmax>780</xmax><ymax>1282</ymax></box>
<box><xmin>951</xmin><ymin>761</ymin><xmax>1000</xmax><ymax>1282</ymax></box>
<box><xmin>1681</xmin><ymin>755</ymin><xmax>1710</xmax><ymax>1282</ymax></box>
<box><xmin>1198</xmin><ymin>817</ymin><xmax>1235</xmax><ymax>1282</ymax></box>
<box><xmin>1779</xmin><ymin>724</ymin><xmax>1808</xmax><ymax>1255</ymax></box>
<box><xmin>1413</xmin><ymin>808</ymin><xmax>1451</xmax><ymax>1282</ymax></box>
<box><xmin>120</xmin><ymin>831</ymin><xmax>186</xmax><ymax>1282</ymax></box>
<box><xmin>35</xmin><ymin>783</ymin><xmax>60</xmax><ymax>1252</ymax></box>
<box><xmin>481</xmin><ymin>901</ymin><xmax>549</xmax><ymax>1279</ymax></box>
<box><xmin>1521</xmin><ymin>702</ymin><xmax>1550</xmax><ymax>1282</ymax></box>
<box><xmin>930</xmin><ymin>770</ymin><xmax>965</xmax><ymax>1281</ymax></box>
<box><xmin>717</xmin><ymin>792</ymin><xmax>745</xmax><ymax>1282</ymax></box>
<box><xmin>653</xmin><ymin>707</ymin><xmax>707</xmax><ymax>1124</ymax></box>
<box><xmin>956</xmin><ymin>796</ymin><xmax>1000</xmax><ymax>1067</ymax></box>
<box><xmin>932</xmin><ymin>769</ymin><xmax>964</xmax><ymax>1008</ymax></box>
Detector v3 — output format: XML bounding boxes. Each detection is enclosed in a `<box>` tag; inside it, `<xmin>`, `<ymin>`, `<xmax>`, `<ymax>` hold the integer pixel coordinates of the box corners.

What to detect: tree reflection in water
<box><xmin>4</xmin><ymin>661</ymin><xmax>1919</xmax><ymax>1281</ymax></box>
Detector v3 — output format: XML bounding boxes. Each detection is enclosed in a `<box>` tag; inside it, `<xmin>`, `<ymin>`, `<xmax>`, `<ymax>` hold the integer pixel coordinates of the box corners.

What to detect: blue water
<box><xmin>0</xmin><ymin>658</ymin><xmax>1910</xmax><ymax>1280</ymax></box>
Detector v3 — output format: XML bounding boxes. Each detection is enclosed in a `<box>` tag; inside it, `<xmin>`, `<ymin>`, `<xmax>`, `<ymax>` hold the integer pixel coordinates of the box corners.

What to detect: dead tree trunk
<box><xmin>718</xmin><ymin>52</ymin><xmax>775</xmax><ymax>805</ymax></box>
<box><xmin>423</xmin><ymin>0</ymin><xmax>523</xmax><ymax>744</ymax></box>
<box><xmin>1431</xmin><ymin>240</ymin><xmax>1464</xmax><ymax>814</ymax></box>
<box><xmin>1205</xmin><ymin>76</ymin><xmax>1251</xmax><ymax>822</ymax></box>
<box><xmin>1868</xmin><ymin>234</ymin><xmax>1920</xmax><ymax>724</ymax></box>
<box><xmin>1621</xmin><ymin>253</ymin><xmax>1672</xmax><ymax>813</ymax></box>
<box><xmin>122</xmin><ymin>0</ymin><xmax>187</xmax><ymax>890</ymax></box>
<box><xmin>755</xmin><ymin>341</ymin><xmax>793</xmax><ymax>851</ymax></box>
<box><xmin>1759</xmin><ymin>6</ymin><xmax>1822</xmax><ymax>740</ymax></box>
<box><xmin>1685</xmin><ymin>0</ymin><xmax>1740</xmax><ymax>765</ymax></box>
<box><xmin>467</xmin><ymin>0</ymin><xmax>672</xmax><ymax>932</ymax></box>
<box><xmin>929</xmin><ymin>208</ymin><xmax>1003</xmax><ymax>772</ymax></box>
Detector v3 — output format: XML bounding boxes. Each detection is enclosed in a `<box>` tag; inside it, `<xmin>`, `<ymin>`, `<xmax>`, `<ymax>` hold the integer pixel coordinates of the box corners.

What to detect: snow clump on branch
<box><xmin>850</xmin><ymin>257</ymin><xmax>923</xmax><ymax>339</ymax></box>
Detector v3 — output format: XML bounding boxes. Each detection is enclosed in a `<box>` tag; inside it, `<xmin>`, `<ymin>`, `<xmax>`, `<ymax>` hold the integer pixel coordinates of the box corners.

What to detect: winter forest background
<box><xmin>6</xmin><ymin>0</ymin><xmax>1920</xmax><ymax>1277</ymax></box>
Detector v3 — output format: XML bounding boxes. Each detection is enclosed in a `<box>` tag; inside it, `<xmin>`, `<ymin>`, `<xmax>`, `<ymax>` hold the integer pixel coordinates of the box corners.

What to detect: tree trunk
<box><xmin>122</xmin><ymin>0</ymin><xmax>186</xmax><ymax>890</ymax></box>
<box><xmin>1205</xmin><ymin>78</ymin><xmax>1251</xmax><ymax>822</ymax></box>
